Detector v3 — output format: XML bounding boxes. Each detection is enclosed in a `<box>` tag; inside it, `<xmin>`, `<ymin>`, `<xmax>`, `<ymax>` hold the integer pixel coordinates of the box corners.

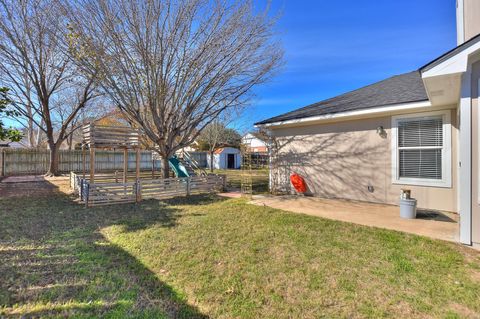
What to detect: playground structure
<box><xmin>73</xmin><ymin>123</ymin><xmax>225</xmax><ymax>207</ymax></box>
<box><xmin>168</xmin><ymin>150</ymin><xmax>208</xmax><ymax>178</ymax></box>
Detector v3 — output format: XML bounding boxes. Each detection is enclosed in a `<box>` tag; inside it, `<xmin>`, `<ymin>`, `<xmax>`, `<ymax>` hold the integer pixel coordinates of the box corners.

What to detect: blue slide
<box><xmin>168</xmin><ymin>157</ymin><xmax>189</xmax><ymax>177</ymax></box>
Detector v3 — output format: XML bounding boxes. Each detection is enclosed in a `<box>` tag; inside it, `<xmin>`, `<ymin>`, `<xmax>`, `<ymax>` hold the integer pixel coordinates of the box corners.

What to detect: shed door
<box><xmin>227</xmin><ymin>154</ymin><xmax>235</xmax><ymax>169</ymax></box>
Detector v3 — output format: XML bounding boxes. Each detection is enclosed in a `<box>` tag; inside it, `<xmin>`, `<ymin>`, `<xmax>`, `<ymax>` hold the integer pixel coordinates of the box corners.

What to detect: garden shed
<box><xmin>207</xmin><ymin>147</ymin><xmax>242</xmax><ymax>169</ymax></box>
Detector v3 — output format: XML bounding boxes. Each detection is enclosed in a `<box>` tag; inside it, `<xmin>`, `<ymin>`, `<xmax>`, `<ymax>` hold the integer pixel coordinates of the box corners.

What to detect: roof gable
<box><xmin>421</xmin><ymin>33</ymin><xmax>480</xmax><ymax>73</ymax></box>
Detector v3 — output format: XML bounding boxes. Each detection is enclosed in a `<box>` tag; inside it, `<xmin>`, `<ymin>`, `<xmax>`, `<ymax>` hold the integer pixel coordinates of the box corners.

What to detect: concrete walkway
<box><xmin>218</xmin><ymin>191</ymin><xmax>242</xmax><ymax>198</ymax></box>
<box><xmin>250</xmin><ymin>195</ymin><xmax>459</xmax><ymax>243</ymax></box>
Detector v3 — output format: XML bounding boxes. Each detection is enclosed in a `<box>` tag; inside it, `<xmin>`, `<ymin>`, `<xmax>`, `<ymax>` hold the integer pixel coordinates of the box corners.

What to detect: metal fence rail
<box><xmin>70</xmin><ymin>172</ymin><xmax>226</xmax><ymax>207</ymax></box>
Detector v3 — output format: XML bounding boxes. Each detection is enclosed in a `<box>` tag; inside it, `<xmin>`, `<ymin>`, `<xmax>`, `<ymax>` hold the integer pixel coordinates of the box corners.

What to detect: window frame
<box><xmin>391</xmin><ymin>110</ymin><xmax>452</xmax><ymax>188</ymax></box>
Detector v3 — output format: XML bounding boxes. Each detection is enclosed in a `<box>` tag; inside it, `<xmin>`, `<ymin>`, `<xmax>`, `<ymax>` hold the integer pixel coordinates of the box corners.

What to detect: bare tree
<box><xmin>0</xmin><ymin>0</ymin><xmax>99</xmax><ymax>175</ymax></box>
<box><xmin>68</xmin><ymin>0</ymin><xmax>283</xmax><ymax>177</ymax></box>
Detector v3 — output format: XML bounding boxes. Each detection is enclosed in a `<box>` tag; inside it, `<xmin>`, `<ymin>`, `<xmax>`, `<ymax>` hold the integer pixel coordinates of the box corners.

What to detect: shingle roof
<box><xmin>255</xmin><ymin>71</ymin><xmax>429</xmax><ymax>126</ymax></box>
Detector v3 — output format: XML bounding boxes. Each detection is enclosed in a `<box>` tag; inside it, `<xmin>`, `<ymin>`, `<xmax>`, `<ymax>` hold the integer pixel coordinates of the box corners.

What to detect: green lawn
<box><xmin>1</xmin><ymin>182</ymin><xmax>480</xmax><ymax>318</ymax></box>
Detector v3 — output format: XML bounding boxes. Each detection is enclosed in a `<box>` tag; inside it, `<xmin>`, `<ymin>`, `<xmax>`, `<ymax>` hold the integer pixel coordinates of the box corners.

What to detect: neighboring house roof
<box><xmin>248</xmin><ymin>146</ymin><xmax>268</xmax><ymax>153</ymax></box>
<box><xmin>242</xmin><ymin>133</ymin><xmax>255</xmax><ymax>140</ymax></box>
<box><xmin>255</xmin><ymin>71</ymin><xmax>428</xmax><ymax>125</ymax></box>
<box><xmin>251</xmin><ymin>132</ymin><xmax>267</xmax><ymax>142</ymax></box>
<box><xmin>242</xmin><ymin>133</ymin><xmax>267</xmax><ymax>144</ymax></box>
<box><xmin>421</xmin><ymin>33</ymin><xmax>480</xmax><ymax>72</ymax></box>
<box><xmin>0</xmin><ymin>141</ymin><xmax>27</xmax><ymax>148</ymax></box>
<box><xmin>213</xmin><ymin>147</ymin><xmax>240</xmax><ymax>154</ymax></box>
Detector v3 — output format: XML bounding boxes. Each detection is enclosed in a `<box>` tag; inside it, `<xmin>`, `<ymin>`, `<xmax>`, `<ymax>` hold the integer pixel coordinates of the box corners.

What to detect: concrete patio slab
<box><xmin>218</xmin><ymin>191</ymin><xmax>242</xmax><ymax>198</ymax></box>
<box><xmin>250</xmin><ymin>195</ymin><xmax>459</xmax><ymax>243</ymax></box>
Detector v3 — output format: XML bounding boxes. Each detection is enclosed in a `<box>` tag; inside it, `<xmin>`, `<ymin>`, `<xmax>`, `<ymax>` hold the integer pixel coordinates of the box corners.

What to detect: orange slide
<box><xmin>290</xmin><ymin>173</ymin><xmax>307</xmax><ymax>193</ymax></box>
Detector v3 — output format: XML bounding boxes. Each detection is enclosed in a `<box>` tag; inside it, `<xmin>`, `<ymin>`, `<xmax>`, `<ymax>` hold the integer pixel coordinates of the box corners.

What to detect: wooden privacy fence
<box><xmin>0</xmin><ymin>148</ymin><xmax>209</xmax><ymax>176</ymax></box>
<box><xmin>0</xmin><ymin>148</ymin><xmax>157</xmax><ymax>176</ymax></box>
<box><xmin>71</xmin><ymin>172</ymin><xmax>226</xmax><ymax>207</ymax></box>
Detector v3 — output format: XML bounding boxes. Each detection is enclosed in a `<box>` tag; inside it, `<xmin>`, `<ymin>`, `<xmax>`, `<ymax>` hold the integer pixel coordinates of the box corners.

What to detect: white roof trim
<box><xmin>256</xmin><ymin>100</ymin><xmax>432</xmax><ymax>128</ymax></box>
<box><xmin>422</xmin><ymin>40</ymin><xmax>480</xmax><ymax>78</ymax></box>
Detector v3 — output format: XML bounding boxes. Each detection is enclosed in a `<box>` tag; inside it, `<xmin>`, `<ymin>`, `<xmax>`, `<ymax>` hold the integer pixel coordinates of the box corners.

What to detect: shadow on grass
<box><xmin>0</xmin><ymin>186</ymin><xmax>224</xmax><ymax>318</ymax></box>
<box><xmin>160</xmin><ymin>193</ymin><xmax>227</xmax><ymax>206</ymax></box>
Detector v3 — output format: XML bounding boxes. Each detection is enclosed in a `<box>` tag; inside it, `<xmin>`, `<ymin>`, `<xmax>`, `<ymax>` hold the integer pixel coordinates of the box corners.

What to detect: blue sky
<box><xmin>243</xmin><ymin>0</ymin><xmax>457</xmax><ymax>129</ymax></box>
<box><xmin>5</xmin><ymin>1</ymin><xmax>457</xmax><ymax>133</ymax></box>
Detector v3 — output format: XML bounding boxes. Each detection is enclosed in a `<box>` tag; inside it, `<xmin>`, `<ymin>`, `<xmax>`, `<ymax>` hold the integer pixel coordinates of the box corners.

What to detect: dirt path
<box><xmin>0</xmin><ymin>176</ymin><xmax>71</xmax><ymax>198</ymax></box>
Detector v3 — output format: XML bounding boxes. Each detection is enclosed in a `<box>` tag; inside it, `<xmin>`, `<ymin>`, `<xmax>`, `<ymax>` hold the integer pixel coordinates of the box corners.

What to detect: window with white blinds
<box><xmin>398</xmin><ymin>117</ymin><xmax>443</xmax><ymax>180</ymax></box>
<box><xmin>392</xmin><ymin>111</ymin><xmax>451</xmax><ymax>188</ymax></box>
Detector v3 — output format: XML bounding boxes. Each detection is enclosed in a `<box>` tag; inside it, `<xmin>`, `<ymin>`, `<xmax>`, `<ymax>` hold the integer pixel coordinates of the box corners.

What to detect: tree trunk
<box><xmin>209</xmin><ymin>151</ymin><xmax>214</xmax><ymax>172</ymax></box>
<box><xmin>46</xmin><ymin>143</ymin><xmax>60</xmax><ymax>176</ymax></box>
<box><xmin>27</xmin><ymin>120</ymin><xmax>35</xmax><ymax>147</ymax></box>
<box><xmin>67</xmin><ymin>133</ymin><xmax>73</xmax><ymax>150</ymax></box>
<box><xmin>35</xmin><ymin>124</ymin><xmax>43</xmax><ymax>147</ymax></box>
<box><xmin>161</xmin><ymin>156</ymin><xmax>170</xmax><ymax>179</ymax></box>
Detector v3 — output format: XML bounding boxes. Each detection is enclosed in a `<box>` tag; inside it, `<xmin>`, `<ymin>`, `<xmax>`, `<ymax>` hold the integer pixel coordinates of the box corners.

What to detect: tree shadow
<box><xmin>161</xmin><ymin>193</ymin><xmax>226</xmax><ymax>207</ymax></box>
<box><xmin>0</xmin><ymin>176</ymin><xmax>62</xmax><ymax>198</ymax></box>
<box><xmin>0</xmin><ymin>188</ymin><xmax>217</xmax><ymax>318</ymax></box>
<box><xmin>271</xmin><ymin>129</ymin><xmax>390</xmax><ymax>204</ymax></box>
<box><xmin>269</xmin><ymin>117</ymin><xmax>458</xmax><ymax>212</ymax></box>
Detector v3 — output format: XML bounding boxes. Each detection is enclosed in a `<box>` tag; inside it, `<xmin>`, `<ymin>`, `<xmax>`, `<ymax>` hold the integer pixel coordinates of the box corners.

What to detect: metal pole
<box><xmin>123</xmin><ymin>148</ymin><xmax>128</xmax><ymax>183</ymax></box>
<box><xmin>0</xmin><ymin>149</ymin><xmax>4</xmax><ymax>177</ymax></box>
<box><xmin>136</xmin><ymin>148</ymin><xmax>140</xmax><ymax>180</ymax></box>
<box><xmin>136</xmin><ymin>148</ymin><xmax>141</xmax><ymax>202</ymax></box>
<box><xmin>82</xmin><ymin>144</ymin><xmax>86</xmax><ymax>179</ymax></box>
<box><xmin>152</xmin><ymin>153</ymin><xmax>155</xmax><ymax>179</ymax></box>
<box><xmin>89</xmin><ymin>147</ymin><xmax>95</xmax><ymax>184</ymax></box>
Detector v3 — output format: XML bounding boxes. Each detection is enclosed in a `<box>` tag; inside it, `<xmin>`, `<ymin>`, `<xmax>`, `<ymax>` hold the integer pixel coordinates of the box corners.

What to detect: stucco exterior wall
<box><xmin>270</xmin><ymin>109</ymin><xmax>458</xmax><ymax>212</ymax></box>
<box><xmin>471</xmin><ymin>60</ymin><xmax>480</xmax><ymax>243</ymax></box>
<box><xmin>464</xmin><ymin>0</ymin><xmax>480</xmax><ymax>42</ymax></box>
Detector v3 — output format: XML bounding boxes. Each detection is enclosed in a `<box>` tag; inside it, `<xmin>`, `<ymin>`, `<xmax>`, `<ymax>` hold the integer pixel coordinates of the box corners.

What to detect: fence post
<box><xmin>186</xmin><ymin>177</ymin><xmax>191</xmax><ymax>196</ymax></box>
<box><xmin>80</xmin><ymin>178</ymin><xmax>84</xmax><ymax>201</ymax></box>
<box><xmin>136</xmin><ymin>179</ymin><xmax>142</xmax><ymax>203</ymax></box>
<box><xmin>221</xmin><ymin>174</ymin><xmax>227</xmax><ymax>191</ymax></box>
<box><xmin>123</xmin><ymin>148</ymin><xmax>128</xmax><ymax>183</ymax></box>
<box><xmin>152</xmin><ymin>157</ymin><xmax>155</xmax><ymax>178</ymax></box>
<box><xmin>0</xmin><ymin>149</ymin><xmax>4</xmax><ymax>177</ymax></box>
<box><xmin>84</xmin><ymin>182</ymin><xmax>89</xmax><ymax>208</ymax></box>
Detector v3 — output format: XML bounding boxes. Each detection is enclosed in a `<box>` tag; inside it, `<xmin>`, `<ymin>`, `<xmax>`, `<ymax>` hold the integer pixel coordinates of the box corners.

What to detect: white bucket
<box><xmin>400</xmin><ymin>198</ymin><xmax>417</xmax><ymax>219</ymax></box>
